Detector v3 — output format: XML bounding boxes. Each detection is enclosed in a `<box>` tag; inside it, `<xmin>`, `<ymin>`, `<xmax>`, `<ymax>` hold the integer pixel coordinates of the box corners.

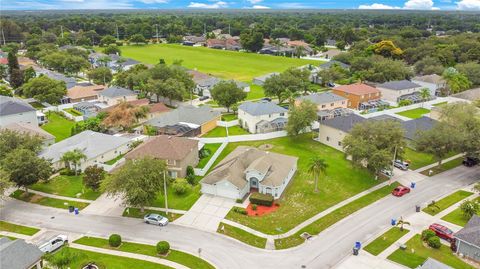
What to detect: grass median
<box><xmin>10</xmin><ymin>190</ymin><xmax>90</xmax><ymax>210</ymax></box>
<box><xmin>422</xmin><ymin>190</ymin><xmax>473</xmax><ymax>216</ymax></box>
<box><xmin>0</xmin><ymin>221</ymin><xmax>40</xmax><ymax>236</ymax></box>
<box><xmin>217</xmin><ymin>222</ymin><xmax>267</xmax><ymax>249</ymax></box>
<box><xmin>441</xmin><ymin>196</ymin><xmax>480</xmax><ymax>227</ymax></box>
<box><xmin>364</xmin><ymin>227</ymin><xmax>409</xmax><ymax>256</ymax></box>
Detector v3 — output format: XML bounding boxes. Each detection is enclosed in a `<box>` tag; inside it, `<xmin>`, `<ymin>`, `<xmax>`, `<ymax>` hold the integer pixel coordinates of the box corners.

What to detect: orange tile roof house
<box><xmin>124</xmin><ymin>135</ymin><xmax>199</xmax><ymax>178</ymax></box>
<box><xmin>332</xmin><ymin>83</ymin><xmax>381</xmax><ymax>110</ymax></box>
<box><xmin>67</xmin><ymin>84</ymin><xmax>105</xmax><ymax>103</ymax></box>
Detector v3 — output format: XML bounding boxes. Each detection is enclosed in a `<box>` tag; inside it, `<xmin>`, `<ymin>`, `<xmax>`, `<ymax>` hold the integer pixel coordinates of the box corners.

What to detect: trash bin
<box><xmin>74</xmin><ymin>208</ymin><xmax>79</xmax><ymax>215</ymax></box>
<box><xmin>353</xmin><ymin>247</ymin><xmax>359</xmax><ymax>256</ymax></box>
<box><xmin>355</xmin><ymin>242</ymin><xmax>362</xmax><ymax>249</ymax></box>
<box><xmin>68</xmin><ymin>206</ymin><xmax>74</xmax><ymax>213</ymax></box>
<box><xmin>410</xmin><ymin>182</ymin><xmax>416</xmax><ymax>189</ymax></box>
<box><xmin>415</xmin><ymin>205</ymin><xmax>420</xmax><ymax>212</ymax></box>
<box><xmin>391</xmin><ymin>218</ymin><xmax>396</xmax><ymax>226</ymax></box>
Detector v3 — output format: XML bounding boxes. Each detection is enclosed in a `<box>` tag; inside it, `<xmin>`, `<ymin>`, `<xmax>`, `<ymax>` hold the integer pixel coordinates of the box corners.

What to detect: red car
<box><xmin>429</xmin><ymin>223</ymin><xmax>454</xmax><ymax>242</ymax></box>
<box><xmin>392</xmin><ymin>186</ymin><xmax>411</xmax><ymax>197</ymax></box>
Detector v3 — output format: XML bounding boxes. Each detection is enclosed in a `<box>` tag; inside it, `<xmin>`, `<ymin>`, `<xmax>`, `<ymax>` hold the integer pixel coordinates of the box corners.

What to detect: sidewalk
<box><xmin>28</xmin><ymin>189</ymin><xmax>93</xmax><ymax>203</ymax></box>
<box><xmin>414</xmin><ymin>153</ymin><xmax>464</xmax><ymax>173</ymax></box>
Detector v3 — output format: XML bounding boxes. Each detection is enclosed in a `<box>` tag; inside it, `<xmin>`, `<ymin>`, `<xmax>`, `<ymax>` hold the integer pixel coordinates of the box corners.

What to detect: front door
<box><xmin>250</xmin><ymin>177</ymin><xmax>259</xmax><ymax>189</ymax></box>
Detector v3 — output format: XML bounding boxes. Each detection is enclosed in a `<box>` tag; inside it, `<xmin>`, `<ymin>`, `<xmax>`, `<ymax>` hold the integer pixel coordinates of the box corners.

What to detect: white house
<box><xmin>200</xmin><ymin>146</ymin><xmax>297</xmax><ymax>200</ymax></box>
<box><xmin>98</xmin><ymin>86</ymin><xmax>138</xmax><ymax>107</ymax></box>
<box><xmin>412</xmin><ymin>74</ymin><xmax>447</xmax><ymax>97</ymax></box>
<box><xmin>238</xmin><ymin>101</ymin><xmax>288</xmax><ymax>134</ymax></box>
<box><xmin>39</xmin><ymin>130</ymin><xmax>132</xmax><ymax>171</ymax></box>
<box><xmin>0</xmin><ymin>96</ymin><xmax>38</xmax><ymax>127</ymax></box>
<box><xmin>376</xmin><ymin>80</ymin><xmax>428</xmax><ymax>104</ymax></box>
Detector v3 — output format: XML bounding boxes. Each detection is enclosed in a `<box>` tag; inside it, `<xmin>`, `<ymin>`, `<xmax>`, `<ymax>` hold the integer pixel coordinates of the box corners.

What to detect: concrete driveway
<box><xmin>174</xmin><ymin>194</ymin><xmax>235</xmax><ymax>232</ymax></box>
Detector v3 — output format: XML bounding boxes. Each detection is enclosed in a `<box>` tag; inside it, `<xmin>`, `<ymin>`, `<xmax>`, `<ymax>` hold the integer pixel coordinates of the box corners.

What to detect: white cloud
<box><xmin>188</xmin><ymin>1</ymin><xmax>228</xmax><ymax>8</ymax></box>
<box><xmin>275</xmin><ymin>2</ymin><xmax>311</xmax><ymax>8</ymax></box>
<box><xmin>456</xmin><ymin>0</ymin><xmax>480</xmax><ymax>10</ymax></box>
<box><xmin>3</xmin><ymin>0</ymin><xmax>133</xmax><ymax>9</ymax></box>
<box><xmin>247</xmin><ymin>0</ymin><xmax>263</xmax><ymax>3</ymax></box>
<box><xmin>138</xmin><ymin>0</ymin><xmax>169</xmax><ymax>3</ymax></box>
<box><xmin>404</xmin><ymin>0</ymin><xmax>434</xmax><ymax>9</ymax></box>
<box><xmin>358</xmin><ymin>3</ymin><xmax>400</xmax><ymax>9</ymax></box>
<box><xmin>252</xmin><ymin>4</ymin><xmax>270</xmax><ymax>8</ymax></box>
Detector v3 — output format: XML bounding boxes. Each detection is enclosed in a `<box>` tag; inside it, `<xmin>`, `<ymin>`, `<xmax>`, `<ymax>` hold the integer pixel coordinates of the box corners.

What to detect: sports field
<box><xmin>121</xmin><ymin>44</ymin><xmax>321</xmax><ymax>82</ymax></box>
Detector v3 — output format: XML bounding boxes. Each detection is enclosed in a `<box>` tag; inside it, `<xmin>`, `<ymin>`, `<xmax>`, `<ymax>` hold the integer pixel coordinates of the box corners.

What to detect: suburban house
<box><xmin>40</xmin><ymin>130</ymin><xmax>132</xmax><ymax>171</ymax></box>
<box><xmin>124</xmin><ymin>135</ymin><xmax>199</xmax><ymax>178</ymax></box>
<box><xmin>66</xmin><ymin>83</ymin><xmax>105</xmax><ymax>103</ymax></box>
<box><xmin>286</xmin><ymin>40</ymin><xmax>314</xmax><ymax>55</ymax></box>
<box><xmin>417</xmin><ymin>258</ymin><xmax>453</xmax><ymax>269</ymax></box>
<box><xmin>102</xmin><ymin>98</ymin><xmax>170</xmax><ymax>123</ymax></box>
<box><xmin>412</xmin><ymin>74</ymin><xmax>447</xmax><ymax>96</ymax></box>
<box><xmin>376</xmin><ymin>80</ymin><xmax>429</xmax><ymax>104</ymax></box>
<box><xmin>401</xmin><ymin>116</ymin><xmax>438</xmax><ymax>147</ymax></box>
<box><xmin>187</xmin><ymin>70</ymin><xmax>250</xmax><ymax>97</ymax></box>
<box><xmin>98</xmin><ymin>86</ymin><xmax>138</xmax><ymax>106</ymax></box>
<box><xmin>325</xmin><ymin>39</ymin><xmax>337</xmax><ymax>47</ymax></box>
<box><xmin>0</xmin><ymin>96</ymin><xmax>38</xmax><ymax>127</ymax></box>
<box><xmin>318</xmin><ymin>60</ymin><xmax>350</xmax><ymax>70</ymax></box>
<box><xmin>34</xmin><ymin>68</ymin><xmax>77</xmax><ymax>89</ymax></box>
<box><xmin>238</xmin><ymin>101</ymin><xmax>288</xmax><ymax>134</ymax></box>
<box><xmin>206</xmin><ymin>37</ymin><xmax>242</xmax><ymax>50</ymax></box>
<box><xmin>182</xmin><ymin>35</ymin><xmax>206</xmax><ymax>46</ymax></box>
<box><xmin>454</xmin><ymin>215</ymin><xmax>480</xmax><ymax>262</ymax></box>
<box><xmin>252</xmin><ymin>72</ymin><xmax>280</xmax><ymax>86</ymax></box>
<box><xmin>73</xmin><ymin>101</ymin><xmax>108</xmax><ymax>119</ymax></box>
<box><xmin>2</xmin><ymin>122</ymin><xmax>55</xmax><ymax>146</ymax></box>
<box><xmin>88</xmin><ymin>52</ymin><xmax>139</xmax><ymax>72</ymax></box>
<box><xmin>0</xmin><ymin>237</ymin><xmax>44</xmax><ymax>269</ymax></box>
<box><xmin>146</xmin><ymin>105</ymin><xmax>221</xmax><ymax>136</ymax></box>
<box><xmin>200</xmin><ymin>146</ymin><xmax>298</xmax><ymax>200</ymax></box>
<box><xmin>332</xmin><ymin>83</ymin><xmax>382</xmax><ymax>110</ymax></box>
<box><xmin>296</xmin><ymin>92</ymin><xmax>348</xmax><ymax>120</ymax></box>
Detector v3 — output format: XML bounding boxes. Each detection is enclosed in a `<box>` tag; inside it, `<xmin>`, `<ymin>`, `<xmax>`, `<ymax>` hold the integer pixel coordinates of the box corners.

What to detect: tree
<box><xmin>419</xmin><ymin>88</ymin><xmax>431</xmax><ymax>107</ymax></box>
<box><xmin>396</xmin><ymin>216</ymin><xmax>410</xmax><ymax>232</ymax></box>
<box><xmin>263</xmin><ymin>74</ymin><xmax>285</xmax><ymax>103</ymax></box>
<box><xmin>210</xmin><ymin>81</ymin><xmax>247</xmax><ymax>112</ymax></box>
<box><xmin>23</xmin><ymin>67</ymin><xmax>36</xmax><ymax>83</ymax></box>
<box><xmin>286</xmin><ymin>100</ymin><xmax>317</xmax><ymax>136</ymax></box>
<box><xmin>83</xmin><ymin>165</ymin><xmax>105</xmax><ymax>191</ymax></box>
<box><xmin>102</xmin><ymin>157</ymin><xmax>167</xmax><ymax>212</ymax></box>
<box><xmin>100</xmin><ymin>35</ymin><xmax>117</xmax><ymax>46</ymax></box>
<box><xmin>263</xmin><ymin>68</ymin><xmax>310</xmax><ymax>103</ymax></box>
<box><xmin>2</xmin><ymin>149</ymin><xmax>52</xmax><ymax>193</ymax></box>
<box><xmin>0</xmin><ymin>129</ymin><xmax>43</xmax><ymax>160</ymax></box>
<box><xmin>442</xmin><ymin>68</ymin><xmax>472</xmax><ymax>94</ymax></box>
<box><xmin>60</xmin><ymin>149</ymin><xmax>86</xmax><ymax>175</ymax></box>
<box><xmin>104</xmin><ymin>45</ymin><xmax>121</xmax><ymax>56</ymax></box>
<box><xmin>102</xmin><ymin>101</ymin><xmax>150</xmax><ymax>130</ymax></box>
<box><xmin>130</xmin><ymin>34</ymin><xmax>146</xmax><ymax>44</ymax></box>
<box><xmin>456</xmin><ymin>62</ymin><xmax>480</xmax><ymax>86</ymax></box>
<box><xmin>460</xmin><ymin>200</ymin><xmax>479</xmax><ymax>220</ymax></box>
<box><xmin>414</xmin><ymin>56</ymin><xmax>444</xmax><ymax>75</ymax></box>
<box><xmin>87</xmin><ymin>67</ymin><xmax>113</xmax><ymax>85</ymax></box>
<box><xmin>307</xmin><ymin>157</ymin><xmax>328</xmax><ymax>193</ymax></box>
<box><xmin>44</xmin><ymin>248</ymin><xmax>79</xmax><ymax>269</ymax></box>
<box><xmin>369</xmin><ymin>40</ymin><xmax>403</xmax><ymax>59</ymax></box>
<box><xmin>0</xmin><ymin>85</ymin><xmax>13</xmax><ymax>97</ymax></box>
<box><xmin>10</xmin><ymin>69</ymin><xmax>24</xmax><ymax>89</ymax></box>
<box><xmin>415</xmin><ymin>123</ymin><xmax>459</xmax><ymax>167</ymax></box>
<box><xmin>240</xmin><ymin>30</ymin><xmax>264</xmax><ymax>52</ymax></box>
<box><xmin>97</xmin><ymin>56</ymin><xmax>112</xmax><ymax>67</ymax></box>
<box><xmin>21</xmin><ymin>76</ymin><xmax>66</xmax><ymax>104</ymax></box>
<box><xmin>0</xmin><ymin>169</ymin><xmax>13</xmax><ymax>200</ymax></box>
<box><xmin>7</xmin><ymin>51</ymin><xmax>19</xmax><ymax>76</ymax></box>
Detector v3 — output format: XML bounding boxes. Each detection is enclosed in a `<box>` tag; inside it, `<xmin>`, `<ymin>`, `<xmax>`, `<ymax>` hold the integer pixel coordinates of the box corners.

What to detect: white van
<box><xmin>39</xmin><ymin>235</ymin><xmax>68</xmax><ymax>253</ymax></box>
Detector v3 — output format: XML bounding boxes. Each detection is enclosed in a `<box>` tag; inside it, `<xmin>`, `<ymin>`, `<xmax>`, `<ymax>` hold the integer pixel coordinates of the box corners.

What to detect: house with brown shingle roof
<box><xmin>67</xmin><ymin>84</ymin><xmax>105</xmax><ymax>103</ymax></box>
<box><xmin>2</xmin><ymin>122</ymin><xmax>55</xmax><ymax>146</ymax></box>
<box><xmin>332</xmin><ymin>83</ymin><xmax>381</xmax><ymax>110</ymax></box>
<box><xmin>124</xmin><ymin>135</ymin><xmax>199</xmax><ymax>178</ymax></box>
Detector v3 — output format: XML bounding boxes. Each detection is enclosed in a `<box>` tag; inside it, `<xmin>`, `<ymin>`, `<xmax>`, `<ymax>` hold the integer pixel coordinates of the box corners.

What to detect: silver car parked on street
<box><xmin>144</xmin><ymin>213</ymin><xmax>169</xmax><ymax>226</ymax></box>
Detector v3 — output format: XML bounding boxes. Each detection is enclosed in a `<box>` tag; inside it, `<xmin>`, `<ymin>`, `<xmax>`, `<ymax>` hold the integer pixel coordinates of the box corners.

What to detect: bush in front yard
<box><xmin>109</xmin><ymin>234</ymin><xmax>122</xmax><ymax>247</ymax></box>
<box><xmin>156</xmin><ymin>241</ymin><xmax>170</xmax><ymax>255</ymax></box>
<box><xmin>249</xmin><ymin>192</ymin><xmax>274</xmax><ymax>206</ymax></box>
<box><xmin>252</xmin><ymin>204</ymin><xmax>257</xmax><ymax>211</ymax></box>
<box><xmin>233</xmin><ymin>207</ymin><xmax>247</xmax><ymax>215</ymax></box>
<box><xmin>427</xmin><ymin>236</ymin><xmax>441</xmax><ymax>249</ymax></box>
<box><xmin>186</xmin><ymin>166</ymin><xmax>196</xmax><ymax>185</ymax></box>
<box><xmin>421</xmin><ymin>229</ymin><xmax>436</xmax><ymax>241</ymax></box>
<box><xmin>172</xmin><ymin>178</ymin><xmax>191</xmax><ymax>195</ymax></box>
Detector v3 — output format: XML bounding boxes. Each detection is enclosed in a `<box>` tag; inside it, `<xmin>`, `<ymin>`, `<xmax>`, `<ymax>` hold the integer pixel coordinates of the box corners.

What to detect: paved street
<box><xmin>1</xmin><ymin>166</ymin><xmax>479</xmax><ymax>269</ymax></box>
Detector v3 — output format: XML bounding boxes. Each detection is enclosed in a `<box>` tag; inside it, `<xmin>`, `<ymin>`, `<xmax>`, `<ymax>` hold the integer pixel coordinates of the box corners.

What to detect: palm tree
<box><xmin>281</xmin><ymin>89</ymin><xmax>301</xmax><ymax>106</ymax></box>
<box><xmin>307</xmin><ymin>157</ymin><xmax>328</xmax><ymax>193</ymax></box>
<box><xmin>396</xmin><ymin>216</ymin><xmax>411</xmax><ymax>231</ymax></box>
<box><xmin>419</xmin><ymin>88</ymin><xmax>431</xmax><ymax>107</ymax></box>
<box><xmin>61</xmin><ymin>149</ymin><xmax>86</xmax><ymax>175</ymax></box>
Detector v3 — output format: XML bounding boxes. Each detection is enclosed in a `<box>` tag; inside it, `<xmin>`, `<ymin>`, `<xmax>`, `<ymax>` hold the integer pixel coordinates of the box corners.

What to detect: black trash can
<box><xmin>353</xmin><ymin>247</ymin><xmax>359</xmax><ymax>256</ymax></box>
<box><xmin>415</xmin><ymin>205</ymin><xmax>420</xmax><ymax>212</ymax></box>
<box><xmin>69</xmin><ymin>206</ymin><xmax>75</xmax><ymax>213</ymax></box>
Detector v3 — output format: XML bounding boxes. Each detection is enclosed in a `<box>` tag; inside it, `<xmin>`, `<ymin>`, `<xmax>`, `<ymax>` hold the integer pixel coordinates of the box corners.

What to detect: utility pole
<box><xmin>155</xmin><ymin>24</ymin><xmax>159</xmax><ymax>43</ymax></box>
<box><xmin>115</xmin><ymin>23</ymin><xmax>119</xmax><ymax>40</ymax></box>
<box><xmin>1</xmin><ymin>28</ymin><xmax>6</xmax><ymax>46</ymax></box>
<box><xmin>228</xmin><ymin>24</ymin><xmax>231</xmax><ymax>35</ymax></box>
<box><xmin>60</xmin><ymin>25</ymin><xmax>64</xmax><ymax>38</ymax></box>
<box><xmin>163</xmin><ymin>171</ymin><xmax>168</xmax><ymax>215</ymax></box>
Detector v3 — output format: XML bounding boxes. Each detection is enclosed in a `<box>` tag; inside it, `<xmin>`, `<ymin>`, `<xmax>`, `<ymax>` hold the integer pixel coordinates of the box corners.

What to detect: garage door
<box><xmin>215</xmin><ymin>181</ymin><xmax>239</xmax><ymax>199</ymax></box>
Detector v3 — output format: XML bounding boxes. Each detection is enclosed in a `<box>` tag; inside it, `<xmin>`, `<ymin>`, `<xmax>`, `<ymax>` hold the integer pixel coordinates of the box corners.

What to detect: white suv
<box><xmin>39</xmin><ymin>235</ymin><xmax>68</xmax><ymax>253</ymax></box>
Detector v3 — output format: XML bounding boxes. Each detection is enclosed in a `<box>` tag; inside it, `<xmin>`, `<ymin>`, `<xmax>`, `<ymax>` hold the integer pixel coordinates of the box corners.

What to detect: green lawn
<box><xmin>197</xmin><ymin>143</ymin><xmax>222</xmax><ymax>169</ymax></box>
<box><xmin>10</xmin><ymin>190</ymin><xmax>90</xmax><ymax>210</ymax></box>
<box><xmin>122</xmin><ymin>208</ymin><xmax>183</xmax><ymax>222</ymax></box>
<box><xmin>274</xmin><ymin>183</ymin><xmax>399</xmax><ymax>249</ymax></box>
<box><xmin>422</xmin><ymin>190</ymin><xmax>473</xmax><ymax>216</ymax></box>
<box><xmin>50</xmin><ymin>247</ymin><xmax>173</xmax><ymax>269</ymax></box>
<box><xmin>0</xmin><ymin>221</ymin><xmax>40</xmax><ymax>236</ymax></box>
<box><xmin>220</xmin><ymin>134</ymin><xmax>381</xmax><ymax>235</ymax></box>
<box><xmin>396</xmin><ymin>108</ymin><xmax>431</xmax><ymax>119</ymax></box>
<box><xmin>41</xmin><ymin>112</ymin><xmax>75</xmax><ymax>142</ymax></box>
<box><xmin>217</xmin><ymin>222</ymin><xmax>267</xmax><ymax>249</ymax></box>
<box><xmin>149</xmin><ymin>184</ymin><xmax>201</xmax><ymax>211</ymax></box>
<box><xmin>387</xmin><ymin>234</ymin><xmax>474</xmax><ymax>269</ymax></box>
<box><xmin>247</xmin><ymin>84</ymin><xmax>266</xmax><ymax>100</ymax></box>
<box><xmin>63</xmin><ymin>108</ymin><xmax>82</xmax><ymax>116</ymax></box>
<box><xmin>74</xmin><ymin>236</ymin><xmax>214</xmax><ymax>269</ymax></box>
<box><xmin>221</xmin><ymin>113</ymin><xmax>238</xmax><ymax>121</ymax></box>
<box><xmin>442</xmin><ymin>197</ymin><xmax>480</xmax><ymax>227</ymax></box>
<box><xmin>30</xmin><ymin>175</ymin><xmax>102</xmax><ymax>200</ymax></box>
<box><xmin>29</xmin><ymin>101</ymin><xmax>45</xmax><ymax>109</ymax></box>
<box><xmin>432</xmin><ymin>101</ymin><xmax>448</xmax><ymax>107</ymax></box>
<box><xmin>202</xmin><ymin>125</ymin><xmax>249</xmax><ymax>137</ymax></box>
<box><xmin>420</xmin><ymin>157</ymin><xmax>464</xmax><ymax>176</ymax></box>
<box><xmin>104</xmin><ymin>154</ymin><xmax>125</xmax><ymax>165</ymax></box>
<box><xmin>121</xmin><ymin>44</ymin><xmax>320</xmax><ymax>82</ymax></box>
<box><xmin>403</xmin><ymin>148</ymin><xmax>457</xmax><ymax>170</ymax></box>
<box><xmin>364</xmin><ymin>227</ymin><xmax>410</xmax><ymax>256</ymax></box>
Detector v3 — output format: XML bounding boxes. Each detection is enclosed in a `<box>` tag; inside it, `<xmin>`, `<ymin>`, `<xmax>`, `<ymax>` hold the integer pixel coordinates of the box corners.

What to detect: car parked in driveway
<box><xmin>392</xmin><ymin>186</ymin><xmax>410</xmax><ymax>197</ymax></box>
<box><xmin>394</xmin><ymin>160</ymin><xmax>409</xmax><ymax>170</ymax></box>
<box><xmin>429</xmin><ymin>223</ymin><xmax>454</xmax><ymax>242</ymax></box>
<box><xmin>39</xmin><ymin>235</ymin><xmax>68</xmax><ymax>253</ymax></box>
<box><xmin>144</xmin><ymin>213</ymin><xmax>169</xmax><ymax>226</ymax></box>
<box><xmin>463</xmin><ymin>157</ymin><xmax>479</xmax><ymax>167</ymax></box>
<box><xmin>380</xmin><ymin>169</ymin><xmax>393</xmax><ymax>177</ymax></box>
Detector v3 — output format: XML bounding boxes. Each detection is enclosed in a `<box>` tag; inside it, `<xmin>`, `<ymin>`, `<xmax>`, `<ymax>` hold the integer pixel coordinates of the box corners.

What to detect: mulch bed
<box><xmin>246</xmin><ymin>203</ymin><xmax>280</xmax><ymax>216</ymax></box>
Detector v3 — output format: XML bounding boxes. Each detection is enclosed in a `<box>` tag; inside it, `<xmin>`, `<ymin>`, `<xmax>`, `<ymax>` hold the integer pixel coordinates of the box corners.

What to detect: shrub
<box><xmin>199</xmin><ymin>148</ymin><xmax>211</xmax><ymax>159</ymax></box>
<box><xmin>233</xmin><ymin>207</ymin><xmax>247</xmax><ymax>215</ymax></box>
<box><xmin>156</xmin><ymin>241</ymin><xmax>170</xmax><ymax>255</ymax></box>
<box><xmin>59</xmin><ymin>168</ymin><xmax>75</xmax><ymax>176</ymax></box>
<box><xmin>421</xmin><ymin>229</ymin><xmax>436</xmax><ymax>241</ymax></box>
<box><xmin>172</xmin><ymin>178</ymin><xmax>191</xmax><ymax>195</ymax></box>
<box><xmin>252</xmin><ymin>204</ymin><xmax>257</xmax><ymax>211</ymax></box>
<box><xmin>249</xmin><ymin>192</ymin><xmax>274</xmax><ymax>206</ymax></box>
<box><xmin>427</xmin><ymin>236</ymin><xmax>441</xmax><ymax>249</ymax></box>
<box><xmin>109</xmin><ymin>234</ymin><xmax>122</xmax><ymax>247</ymax></box>
<box><xmin>186</xmin><ymin>166</ymin><xmax>196</xmax><ymax>185</ymax></box>
<box><xmin>235</xmin><ymin>198</ymin><xmax>243</xmax><ymax>203</ymax></box>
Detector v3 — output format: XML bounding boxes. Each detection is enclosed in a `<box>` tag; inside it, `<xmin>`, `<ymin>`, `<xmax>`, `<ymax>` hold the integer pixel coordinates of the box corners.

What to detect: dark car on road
<box><xmin>463</xmin><ymin>157</ymin><xmax>479</xmax><ymax>167</ymax></box>
<box><xmin>392</xmin><ymin>186</ymin><xmax>410</xmax><ymax>197</ymax></box>
<box><xmin>199</xmin><ymin>96</ymin><xmax>209</xmax><ymax>101</ymax></box>
<box><xmin>429</xmin><ymin>223</ymin><xmax>454</xmax><ymax>242</ymax></box>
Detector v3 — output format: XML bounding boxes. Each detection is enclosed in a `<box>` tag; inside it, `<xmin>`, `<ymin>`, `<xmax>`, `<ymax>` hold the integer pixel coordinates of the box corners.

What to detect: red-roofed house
<box><xmin>332</xmin><ymin>83</ymin><xmax>381</xmax><ymax>109</ymax></box>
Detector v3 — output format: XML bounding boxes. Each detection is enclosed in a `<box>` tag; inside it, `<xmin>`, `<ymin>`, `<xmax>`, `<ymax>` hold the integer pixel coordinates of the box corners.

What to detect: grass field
<box><xmin>403</xmin><ymin>148</ymin><xmax>457</xmax><ymax>170</ymax></box>
<box><xmin>74</xmin><ymin>236</ymin><xmax>214</xmax><ymax>269</ymax></box>
<box><xmin>10</xmin><ymin>190</ymin><xmax>90</xmax><ymax>210</ymax></box>
<box><xmin>30</xmin><ymin>175</ymin><xmax>102</xmax><ymax>200</ymax></box>
<box><xmin>422</xmin><ymin>190</ymin><xmax>473</xmax><ymax>216</ymax></box>
<box><xmin>221</xmin><ymin>113</ymin><xmax>238</xmax><ymax>121</ymax></box>
<box><xmin>122</xmin><ymin>208</ymin><xmax>183</xmax><ymax>221</ymax></box>
<box><xmin>217</xmin><ymin>222</ymin><xmax>267</xmax><ymax>249</ymax></box>
<box><xmin>396</xmin><ymin>108</ymin><xmax>430</xmax><ymax>119</ymax></box>
<box><xmin>41</xmin><ymin>112</ymin><xmax>75</xmax><ymax>142</ymax></box>
<box><xmin>364</xmin><ymin>227</ymin><xmax>409</xmax><ymax>256</ymax></box>
<box><xmin>149</xmin><ymin>183</ymin><xmax>201</xmax><ymax>210</ymax></box>
<box><xmin>0</xmin><ymin>221</ymin><xmax>40</xmax><ymax>236</ymax></box>
<box><xmin>220</xmin><ymin>134</ymin><xmax>381</xmax><ymax>235</ymax></box>
<box><xmin>121</xmin><ymin>44</ymin><xmax>320</xmax><ymax>82</ymax></box>
<box><xmin>202</xmin><ymin>126</ymin><xmax>249</xmax><ymax>137</ymax></box>
<box><xmin>420</xmin><ymin>157</ymin><xmax>464</xmax><ymax>176</ymax></box>
<box><xmin>197</xmin><ymin>143</ymin><xmax>222</xmax><ymax>169</ymax></box>
<box><xmin>442</xmin><ymin>197</ymin><xmax>480</xmax><ymax>227</ymax></box>
<box><xmin>387</xmin><ymin>234</ymin><xmax>474</xmax><ymax>269</ymax></box>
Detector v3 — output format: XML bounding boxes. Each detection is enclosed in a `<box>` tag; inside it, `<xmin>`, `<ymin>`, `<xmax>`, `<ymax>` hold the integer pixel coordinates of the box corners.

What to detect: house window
<box><xmin>322</xmin><ymin>105</ymin><xmax>326</xmax><ymax>108</ymax></box>
<box><xmin>326</xmin><ymin>136</ymin><xmax>330</xmax><ymax>141</ymax></box>
<box><xmin>338</xmin><ymin>141</ymin><xmax>342</xmax><ymax>146</ymax></box>
<box><xmin>168</xmin><ymin>171</ymin><xmax>177</xmax><ymax>178</ymax></box>
<box><xmin>280</xmin><ymin>113</ymin><xmax>285</xmax><ymax>116</ymax></box>
<box><xmin>167</xmin><ymin>159</ymin><xmax>176</xmax><ymax>165</ymax></box>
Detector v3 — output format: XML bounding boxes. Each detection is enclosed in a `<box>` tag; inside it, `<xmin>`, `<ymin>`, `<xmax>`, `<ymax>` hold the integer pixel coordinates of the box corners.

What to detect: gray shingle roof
<box><xmin>35</xmin><ymin>68</ymin><xmax>77</xmax><ymax>89</ymax></box>
<box><xmin>319</xmin><ymin>60</ymin><xmax>350</xmax><ymax>69</ymax></box>
<box><xmin>402</xmin><ymin>116</ymin><xmax>437</xmax><ymax>141</ymax></box>
<box><xmin>40</xmin><ymin>130</ymin><xmax>131</xmax><ymax>163</ymax></box>
<box><xmin>0</xmin><ymin>238</ymin><xmax>43</xmax><ymax>269</ymax></box>
<box><xmin>147</xmin><ymin>105</ymin><xmax>221</xmax><ymax>128</ymax></box>
<box><xmin>418</xmin><ymin>258</ymin><xmax>453</xmax><ymax>269</ymax></box>
<box><xmin>99</xmin><ymin>86</ymin><xmax>137</xmax><ymax>98</ymax></box>
<box><xmin>378</xmin><ymin>80</ymin><xmax>422</xmax><ymax>91</ymax></box>
<box><xmin>0</xmin><ymin>96</ymin><xmax>36</xmax><ymax>116</ymax></box>
<box><xmin>455</xmin><ymin>215</ymin><xmax>480</xmax><ymax>247</ymax></box>
<box><xmin>238</xmin><ymin>101</ymin><xmax>287</xmax><ymax>116</ymax></box>
<box><xmin>321</xmin><ymin>113</ymin><xmax>366</xmax><ymax>132</ymax></box>
<box><xmin>253</xmin><ymin>72</ymin><xmax>280</xmax><ymax>82</ymax></box>
<box><xmin>298</xmin><ymin>92</ymin><xmax>347</xmax><ymax>105</ymax></box>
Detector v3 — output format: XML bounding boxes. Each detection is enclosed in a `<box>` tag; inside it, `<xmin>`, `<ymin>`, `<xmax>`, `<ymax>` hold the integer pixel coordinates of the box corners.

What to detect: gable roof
<box><xmin>321</xmin><ymin>113</ymin><xmax>366</xmax><ymax>133</ymax></box>
<box><xmin>238</xmin><ymin>101</ymin><xmax>287</xmax><ymax>116</ymax></box>
<box><xmin>401</xmin><ymin>116</ymin><xmax>438</xmax><ymax>141</ymax></box>
<box><xmin>35</xmin><ymin>68</ymin><xmax>77</xmax><ymax>89</ymax></box>
<box><xmin>201</xmin><ymin>146</ymin><xmax>298</xmax><ymax>189</ymax></box>
<box><xmin>0</xmin><ymin>238</ymin><xmax>43</xmax><ymax>269</ymax></box>
<box><xmin>0</xmin><ymin>96</ymin><xmax>36</xmax><ymax>116</ymax></box>
<box><xmin>319</xmin><ymin>60</ymin><xmax>350</xmax><ymax>69</ymax></box>
<box><xmin>334</xmin><ymin>83</ymin><xmax>380</xmax><ymax>95</ymax></box>
<box><xmin>298</xmin><ymin>92</ymin><xmax>347</xmax><ymax>105</ymax></box>
<box><xmin>418</xmin><ymin>258</ymin><xmax>453</xmax><ymax>269</ymax></box>
<box><xmin>67</xmin><ymin>84</ymin><xmax>105</xmax><ymax>100</ymax></box>
<box><xmin>253</xmin><ymin>72</ymin><xmax>280</xmax><ymax>82</ymax></box>
<box><xmin>125</xmin><ymin>135</ymin><xmax>198</xmax><ymax>161</ymax></box>
<box><xmin>40</xmin><ymin>130</ymin><xmax>131</xmax><ymax>163</ymax></box>
<box><xmin>2</xmin><ymin>122</ymin><xmax>55</xmax><ymax>140</ymax></box>
<box><xmin>147</xmin><ymin>105</ymin><xmax>221</xmax><ymax>128</ymax></box>
<box><xmin>455</xmin><ymin>215</ymin><xmax>480</xmax><ymax>247</ymax></box>
<box><xmin>99</xmin><ymin>86</ymin><xmax>137</xmax><ymax>98</ymax></box>
<box><xmin>413</xmin><ymin>74</ymin><xmax>446</xmax><ymax>85</ymax></box>
<box><xmin>378</xmin><ymin>80</ymin><xmax>422</xmax><ymax>91</ymax></box>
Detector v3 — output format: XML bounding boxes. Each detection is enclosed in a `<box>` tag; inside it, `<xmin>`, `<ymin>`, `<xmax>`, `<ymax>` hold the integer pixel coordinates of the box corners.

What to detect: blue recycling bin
<box><xmin>355</xmin><ymin>242</ymin><xmax>361</xmax><ymax>249</ymax></box>
<box><xmin>410</xmin><ymin>182</ymin><xmax>416</xmax><ymax>189</ymax></box>
<box><xmin>391</xmin><ymin>218</ymin><xmax>396</xmax><ymax>226</ymax></box>
<box><xmin>74</xmin><ymin>208</ymin><xmax>79</xmax><ymax>215</ymax></box>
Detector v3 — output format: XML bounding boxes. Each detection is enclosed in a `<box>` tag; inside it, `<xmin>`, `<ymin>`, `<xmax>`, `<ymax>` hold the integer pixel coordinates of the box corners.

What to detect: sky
<box><xmin>1</xmin><ymin>0</ymin><xmax>480</xmax><ymax>11</ymax></box>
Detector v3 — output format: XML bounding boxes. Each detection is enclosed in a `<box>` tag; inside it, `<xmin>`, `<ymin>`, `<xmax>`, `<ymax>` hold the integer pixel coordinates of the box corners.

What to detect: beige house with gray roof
<box><xmin>200</xmin><ymin>146</ymin><xmax>297</xmax><ymax>200</ymax></box>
